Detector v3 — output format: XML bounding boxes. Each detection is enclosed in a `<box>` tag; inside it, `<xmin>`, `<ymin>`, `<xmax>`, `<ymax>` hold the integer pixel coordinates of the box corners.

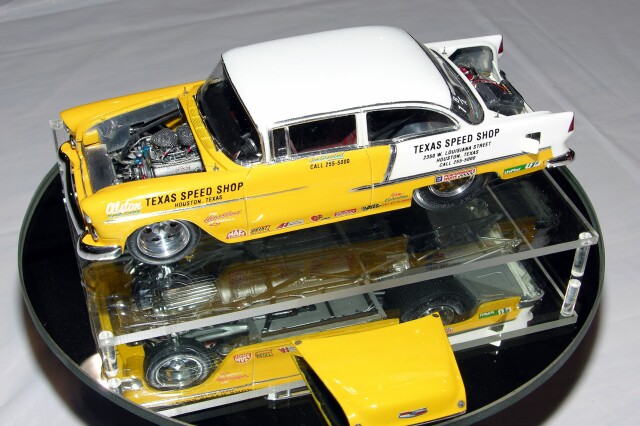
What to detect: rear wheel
<box><xmin>400</xmin><ymin>294</ymin><xmax>469</xmax><ymax>325</ymax></box>
<box><xmin>413</xmin><ymin>173</ymin><xmax>488</xmax><ymax>210</ymax></box>
<box><xmin>127</xmin><ymin>220</ymin><xmax>200</xmax><ymax>265</ymax></box>
<box><xmin>386</xmin><ymin>277</ymin><xmax>476</xmax><ymax>325</ymax></box>
<box><xmin>144</xmin><ymin>338</ymin><xmax>213</xmax><ymax>390</ymax></box>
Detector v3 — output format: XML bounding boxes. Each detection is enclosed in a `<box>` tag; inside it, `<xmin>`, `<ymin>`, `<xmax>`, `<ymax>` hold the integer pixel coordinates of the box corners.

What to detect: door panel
<box><xmin>245</xmin><ymin>148</ymin><xmax>371</xmax><ymax>233</ymax></box>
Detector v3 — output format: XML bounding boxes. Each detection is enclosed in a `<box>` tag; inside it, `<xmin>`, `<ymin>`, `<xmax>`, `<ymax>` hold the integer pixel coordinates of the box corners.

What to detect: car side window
<box><xmin>272</xmin><ymin>127</ymin><xmax>288</xmax><ymax>158</ymax></box>
<box><xmin>272</xmin><ymin>115</ymin><xmax>357</xmax><ymax>158</ymax></box>
<box><xmin>367</xmin><ymin>109</ymin><xmax>457</xmax><ymax>143</ymax></box>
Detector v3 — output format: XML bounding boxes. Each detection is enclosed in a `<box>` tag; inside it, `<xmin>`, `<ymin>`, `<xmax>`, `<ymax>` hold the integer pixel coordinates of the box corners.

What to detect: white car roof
<box><xmin>222</xmin><ymin>26</ymin><xmax>452</xmax><ymax>129</ymax></box>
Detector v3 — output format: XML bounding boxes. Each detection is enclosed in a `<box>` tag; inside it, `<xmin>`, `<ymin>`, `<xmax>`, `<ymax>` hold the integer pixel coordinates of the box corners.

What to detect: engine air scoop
<box><xmin>292</xmin><ymin>314</ymin><xmax>466</xmax><ymax>426</ymax></box>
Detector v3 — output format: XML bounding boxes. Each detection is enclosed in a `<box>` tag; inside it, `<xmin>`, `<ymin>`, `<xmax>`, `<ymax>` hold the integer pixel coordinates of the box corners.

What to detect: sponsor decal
<box><xmin>233</xmin><ymin>353</ymin><xmax>252</xmax><ymax>364</ymax></box>
<box><xmin>250</xmin><ymin>225</ymin><xmax>271</xmax><ymax>234</ymax></box>
<box><xmin>106</xmin><ymin>200</ymin><xmax>142</xmax><ymax>218</ymax></box>
<box><xmin>434</xmin><ymin>167</ymin><xmax>476</xmax><ymax>183</ymax></box>
<box><xmin>276</xmin><ymin>219</ymin><xmax>304</xmax><ymax>229</ymax></box>
<box><xmin>215</xmin><ymin>372</ymin><xmax>249</xmax><ymax>382</ymax></box>
<box><xmin>444</xmin><ymin>327</ymin><xmax>454</xmax><ymax>334</ymax></box>
<box><xmin>398</xmin><ymin>408</ymin><xmax>428</xmax><ymax>419</ymax></box>
<box><xmin>310</xmin><ymin>156</ymin><xmax>351</xmax><ymax>169</ymax></box>
<box><xmin>255</xmin><ymin>349</ymin><xmax>273</xmax><ymax>359</ymax></box>
<box><xmin>503</xmin><ymin>161</ymin><xmax>541</xmax><ymax>175</ymax></box>
<box><xmin>334</xmin><ymin>208</ymin><xmax>357</xmax><ymax>217</ymax></box>
<box><xmin>277</xmin><ymin>346</ymin><xmax>297</xmax><ymax>354</ymax></box>
<box><xmin>413</xmin><ymin>128</ymin><xmax>499</xmax><ymax>167</ymax></box>
<box><xmin>226</xmin><ymin>229</ymin><xmax>247</xmax><ymax>239</ymax></box>
<box><xmin>204</xmin><ymin>210</ymin><xmax>241</xmax><ymax>226</ymax></box>
<box><xmin>311</xmin><ymin>214</ymin><xmax>330</xmax><ymax>222</ymax></box>
<box><xmin>148</xmin><ymin>183</ymin><xmax>244</xmax><ymax>209</ymax></box>
<box><xmin>479</xmin><ymin>307</ymin><xmax>512</xmax><ymax>319</ymax></box>
<box><xmin>361</xmin><ymin>203</ymin><xmax>381</xmax><ymax>212</ymax></box>
<box><xmin>384</xmin><ymin>192</ymin><xmax>409</xmax><ymax>204</ymax></box>
<box><xmin>309</xmin><ymin>152</ymin><xmax>345</xmax><ymax>163</ymax></box>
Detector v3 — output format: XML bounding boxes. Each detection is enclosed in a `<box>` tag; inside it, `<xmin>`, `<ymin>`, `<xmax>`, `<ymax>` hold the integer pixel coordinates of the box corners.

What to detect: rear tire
<box><xmin>413</xmin><ymin>173</ymin><xmax>488</xmax><ymax>210</ymax></box>
<box><xmin>386</xmin><ymin>277</ymin><xmax>476</xmax><ymax>325</ymax></box>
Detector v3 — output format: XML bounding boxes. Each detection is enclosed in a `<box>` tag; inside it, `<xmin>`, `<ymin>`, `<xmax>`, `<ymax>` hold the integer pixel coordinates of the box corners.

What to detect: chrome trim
<box><xmin>245</xmin><ymin>186</ymin><xmax>306</xmax><ymax>200</ymax></box>
<box><xmin>57</xmin><ymin>149</ymin><xmax>84</xmax><ymax>235</ymax></box>
<box><xmin>285</xmin><ymin>144</ymin><xmax>361</xmax><ymax>161</ymax></box>
<box><xmin>77</xmin><ymin>231</ymin><xmax>122</xmax><ymax>261</ymax></box>
<box><xmin>546</xmin><ymin>149</ymin><xmax>575</xmax><ymax>168</ymax></box>
<box><xmin>382</xmin><ymin>144</ymin><xmax>397</xmax><ymax>182</ymax></box>
<box><xmin>284</xmin><ymin>126</ymin><xmax>291</xmax><ymax>156</ymax></box>
<box><xmin>58</xmin><ymin>145</ymin><xmax>123</xmax><ymax>260</ymax></box>
<box><xmin>273</xmin><ymin>101</ymin><xmax>448</xmax><ymax>128</ymax></box>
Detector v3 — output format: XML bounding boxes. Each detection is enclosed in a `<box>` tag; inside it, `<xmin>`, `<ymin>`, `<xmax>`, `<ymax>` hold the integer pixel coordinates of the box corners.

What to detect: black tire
<box><xmin>127</xmin><ymin>220</ymin><xmax>200</xmax><ymax>265</ymax></box>
<box><xmin>386</xmin><ymin>277</ymin><xmax>476</xmax><ymax>325</ymax></box>
<box><xmin>144</xmin><ymin>338</ymin><xmax>213</xmax><ymax>390</ymax></box>
<box><xmin>413</xmin><ymin>173</ymin><xmax>489</xmax><ymax>210</ymax></box>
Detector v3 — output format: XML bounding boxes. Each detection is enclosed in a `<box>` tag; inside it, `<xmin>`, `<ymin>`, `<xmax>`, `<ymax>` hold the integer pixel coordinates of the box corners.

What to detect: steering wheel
<box><xmin>234</xmin><ymin>133</ymin><xmax>260</xmax><ymax>161</ymax></box>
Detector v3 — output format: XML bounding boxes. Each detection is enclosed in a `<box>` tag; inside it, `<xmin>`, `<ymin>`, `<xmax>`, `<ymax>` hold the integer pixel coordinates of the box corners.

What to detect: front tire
<box><xmin>413</xmin><ymin>173</ymin><xmax>488</xmax><ymax>210</ymax></box>
<box><xmin>127</xmin><ymin>220</ymin><xmax>200</xmax><ymax>265</ymax></box>
<box><xmin>144</xmin><ymin>338</ymin><xmax>213</xmax><ymax>390</ymax></box>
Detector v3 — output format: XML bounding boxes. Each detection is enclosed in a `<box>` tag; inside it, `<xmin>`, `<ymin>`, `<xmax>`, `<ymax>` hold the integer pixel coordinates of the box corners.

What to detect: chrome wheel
<box><xmin>128</xmin><ymin>220</ymin><xmax>200</xmax><ymax>264</ymax></box>
<box><xmin>136</xmin><ymin>221</ymin><xmax>190</xmax><ymax>258</ymax></box>
<box><xmin>418</xmin><ymin>305</ymin><xmax>456</xmax><ymax>325</ymax></box>
<box><xmin>413</xmin><ymin>173</ymin><xmax>489</xmax><ymax>210</ymax></box>
<box><xmin>144</xmin><ymin>338</ymin><xmax>213</xmax><ymax>390</ymax></box>
<box><xmin>152</xmin><ymin>354</ymin><xmax>207</xmax><ymax>389</ymax></box>
<box><xmin>427</xmin><ymin>175</ymin><xmax>475</xmax><ymax>198</ymax></box>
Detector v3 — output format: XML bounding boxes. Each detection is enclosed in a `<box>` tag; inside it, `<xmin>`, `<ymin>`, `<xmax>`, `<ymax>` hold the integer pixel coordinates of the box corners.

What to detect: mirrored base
<box><xmin>20</xmin><ymin>166</ymin><xmax>603</xmax><ymax>425</ymax></box>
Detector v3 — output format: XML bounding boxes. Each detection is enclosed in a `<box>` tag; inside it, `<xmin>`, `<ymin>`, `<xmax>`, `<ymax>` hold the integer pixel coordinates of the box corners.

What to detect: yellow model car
<box><xmin>53</xmin><ymin>26</ymin><xmax>574</xmax><ymax>264</ymax></box>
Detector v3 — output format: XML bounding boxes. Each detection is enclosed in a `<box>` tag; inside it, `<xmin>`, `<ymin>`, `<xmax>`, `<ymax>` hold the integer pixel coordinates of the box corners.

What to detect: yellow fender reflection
<box><xmin>293</xmin><ymin>314</ymin><xmax>466</xmax><ymax>425</ymax></box>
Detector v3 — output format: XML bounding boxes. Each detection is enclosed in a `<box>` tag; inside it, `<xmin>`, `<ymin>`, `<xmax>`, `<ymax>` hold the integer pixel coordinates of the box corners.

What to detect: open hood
<box><xmin>293</xmin><ymin>314</ymin><xmax>466</xmax><ymax>425</ymax></box>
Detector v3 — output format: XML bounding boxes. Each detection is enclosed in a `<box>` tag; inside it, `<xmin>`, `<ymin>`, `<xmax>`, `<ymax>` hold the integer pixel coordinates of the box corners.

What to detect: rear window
<box><xmin>420</xmin><ymin>45</ymin><xmax>484</xmax><ymax>125</ymax></box>
<box><xmin>367</xmin><ymin>108</ymin><xmax>457</xmax><ymax>142</ymax></box>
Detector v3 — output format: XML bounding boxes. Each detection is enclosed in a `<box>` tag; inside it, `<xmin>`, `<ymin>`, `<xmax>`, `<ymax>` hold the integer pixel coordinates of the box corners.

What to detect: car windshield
<box><xmin>198</xmin><ymin>61</ymin><xmax>261</xmax><ymax>162</ymax></box>
<box><xmin>420</xmin><ymin>44</ymin><xmax>484</xmax><ymax>125</ymax></box>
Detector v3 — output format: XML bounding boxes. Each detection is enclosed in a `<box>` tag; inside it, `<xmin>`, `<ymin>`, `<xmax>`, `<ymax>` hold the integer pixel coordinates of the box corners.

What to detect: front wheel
<box><xmin>413</xmin><ymin>173</ymin><xmax>488</xmax><ymax>210</ymax></box>
<box><xmin>127</xmin><ymin>220</ymin><xmax>200</xmax><ymax>265</ymax></box>
<box><xmin>144</xmin><ymin>338</ymin><xmax>213</xmax><ymax>390</ymax></box>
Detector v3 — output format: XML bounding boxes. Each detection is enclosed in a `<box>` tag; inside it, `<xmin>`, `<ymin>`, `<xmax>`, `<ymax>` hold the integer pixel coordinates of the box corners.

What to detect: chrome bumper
<box><xmin>546</xmin><ymin>149</ymin><xmax>575</xmax><ymax>168</ymax></box>
<box><xmin>52</xmin><ymin>123</ymin><xmax>122</xmax><ymax>262</ymax></box>
<box><xmin>77</xmin><ymin>232</ymin><xmax>123</xmax><ymax>262</ymax></box>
